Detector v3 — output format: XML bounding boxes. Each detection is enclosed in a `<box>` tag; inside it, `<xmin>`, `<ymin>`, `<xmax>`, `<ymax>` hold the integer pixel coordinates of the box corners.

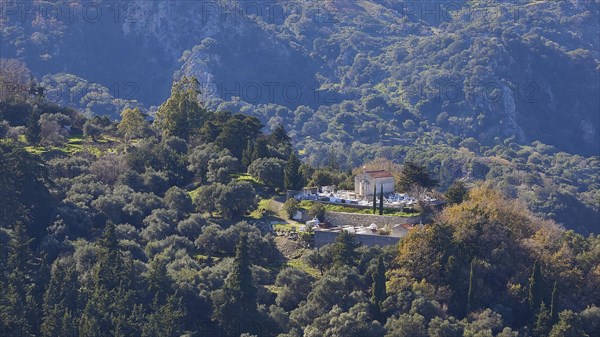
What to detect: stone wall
<box><xmin>314</xmin><ymin>230</ymin><xmax>401</xmax><ymax>248</ymax></box>
<box><xmin>323</xmin><ymin>211</ymin><xmax>421</xmax><ymax>228</ymax></box>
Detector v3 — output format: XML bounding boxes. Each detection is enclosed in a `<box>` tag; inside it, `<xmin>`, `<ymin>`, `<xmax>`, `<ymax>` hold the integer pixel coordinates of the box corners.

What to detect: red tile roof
<box><xmin>365</xmin><ymin>170</ymin><xmax>394</xmax><ymax>178</ymax></box>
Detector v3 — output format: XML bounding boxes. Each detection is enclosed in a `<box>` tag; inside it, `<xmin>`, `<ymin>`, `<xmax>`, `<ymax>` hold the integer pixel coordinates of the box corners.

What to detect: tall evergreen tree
<box><xmin>0</xmin><ymin>142</ymin><xmax>52</xmax><ymax>237</ymax></box>
<box><xmin>96</xmin><ymin>222</ymin><xmax>123</xmax><ymax>289</ymax></box>
<box><xmin>142</xmin><ymin>294</ymin><xmax>185</xmax><ymax>337</ymax></box>
<box><xmin>269</xmin><ymin>123</ymin><xmax>292</xmax><ymax>147</ymax></box>
<box><xmin>333</xmin><ymin>231</ymin><xmax>360</xmax><ymax>267</ymax></box>
<box><xmin>212</xmin><ymin>234</ymin><xmax>258</xmax><ymax>336</ymax></box>
<box><xmin>371</xmin><ymin>256</ymin><xmax>387</xmax><ymax>321</ymax></box>
<box><xmin>397</xmin><ymin>161</ymin><xmax>438</xmax><ymax>192</ymax></box>
<box><xmin>285</xmin><ymin>153</ymin><xmax>304</xmax><ymax>190</ymax></box>
<box><xmin>252</xmin><ymin>136</ymin><xmax>269</xmax><ymax>162</ymax></box>
<box><xmin>550</xmin><ymin>281</ymin><xmax>558</xmax><ymax>322</ymax></box>
<box><xmin>372</xmin><ymin>185</ymin><xmax>377</xmax><ymax>214</ymax></box>
<box><xmin>529</xmin><ymin>261</ymin><xmax>544</xmax><ymax>315</ymax></box>
<box><xmin>379</xmin><ymin>184</ymin><xmax>384</xmax><ymax>215</ymax></box>
<box><xmin>155</xmin><ymin>76</ymin><xmax>207</xmax><ymax>140</ymax></box>
<box><xmin>79</xmin><ymin>222</ymin><xmax>140</xmax><ymax>336</ymax></box>
<box><xmin>118</xmin><ymin>107</ymin><xmax>146</xmax><ymax>141</ymax></box>
<box><xmin>26</xmin><ymin>104</ymin><xmax>41</xmax><ymax>143</ymax></box>
<box><xmin>242</xmin><ymin>140</ymin><xmax>254</xmax><ymax>168</ymax></box>
<box><xmin>146</xmin><ymin>257</ymin><xmax>173</xmax><ymax>303</ymax></box>
<box><xmin>467</xmin><ymin>258</ymin><xmax>476</xmax><ymax>314</ymax></box>
<box><xmin>533</xmin><ymin>302</ymin><xmax>552</xmax><ymax>337</ymax></box>
<box><xmin>1</xmin><ymin>222</ymin><xmax>38</xmax><ymax>335</ymax></box>
<box><xmin>41</xmin><ymin>262</ymin><xmax>79</xmax><ymax>337</ymax></box>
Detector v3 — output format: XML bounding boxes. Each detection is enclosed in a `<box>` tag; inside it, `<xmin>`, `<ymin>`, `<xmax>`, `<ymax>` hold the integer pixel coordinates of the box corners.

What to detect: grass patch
<box><xmin>264</xmin><ymin>285</ymin><xmax>283</xmax><ymax>296</ymax></box>
<box><xmin>274</xmin><ymin>223</ymin><xmax>300</xmax><ymax>232</ymax></box>
<box><xmin>22</xmin><ymin>135</ymin><xmax>107</xmax><ymax>157</ymax></box>
<box><xmin>248</xmin><ymin>198</ymin><xmax>274</xmax><ymax>219</ymax></box>
<box><xmin>187</xmin><ymin>186</ymin><xmax>203</xmax><ymax>201</ymax></box>
<box><xmin>298</xmin><ymin>200</ymin><xmax>419</xmax><ymax>217</ymax></box>
<box><xmin>24</xmin><ymin>145</ymin><xmax>49</xmax><ymax>155</ymax></box>
<box><xmin>233</xmin><ymin>173</ymin><xmax>263</xmax><ymax>185</ymax></box>
<box><xmin>287</xmin><ymin>257</ymin><xmax>320</xmax><ymax>278</ymax></box>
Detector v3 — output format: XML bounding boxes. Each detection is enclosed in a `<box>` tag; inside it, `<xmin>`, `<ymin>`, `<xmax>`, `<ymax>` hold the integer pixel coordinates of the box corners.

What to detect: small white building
<box><xmin>355</xmin><ymin>170</ymin><xmax>395</xmax><ymax>198</ymax></box>
<box><xmin>306</xmin><ymin>217</ymin><xmax>320</xmax><ymax>228</ymax></box>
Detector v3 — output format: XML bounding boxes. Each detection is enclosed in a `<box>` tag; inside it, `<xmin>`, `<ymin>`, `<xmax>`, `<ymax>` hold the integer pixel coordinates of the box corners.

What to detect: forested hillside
<box><xmin>0</xmin><ymin>73</ymin><xmax>599</xmax><ymax>337</ymax></box>
<box><xmin>1</xmin><ymin>0</ymin><xmax>598</xmax><ymax>233</ymax></box>
<box><xmin>1</xmin><ymin>0</ymin><xmax>597</xmax><ymax>154</ymax></box>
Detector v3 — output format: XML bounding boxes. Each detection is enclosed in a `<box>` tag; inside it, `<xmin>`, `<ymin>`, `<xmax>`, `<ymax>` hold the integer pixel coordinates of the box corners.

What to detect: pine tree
<box><xmin>373</xmin><ymin>185</ymin><xmax>377</xmax><ymax>214</ymax></box>
<box><xmin>212</xmin><ymin>234</ymin><xmax>258</xmax><ymax>336</ymax></box>
<box><xmin>269</xmin><ymin>123</ymin><xmax>291</xmax><ymax>147</ymax></box>
<box><xmin>41</xmin><ymin>262</ymin><xmax>79</xmax><ymax>337</ymax></box>
<box><xmin>118</xmin><ymin>107</ymin><xmax>146</xmax><ymax>141</ymax></box>
<box><xmin>79</xmin><ymin>223</ymin><xmax>139</xmax><ymax>336</ymax></box>
<box><xmin>333</xmin><ymin>230</ymin><xmax>360</xmax><ymax>267</ymax></box>
<box><xmin>379</xmin><ymin>184</ymin><xmax>384</xmax><ymax>215</ymax></box>
<box><xmin>533</xmin><ymin>302</ymin><xmax>552</xmax><ymax>337</ymax></box>
<box><xmin>285</xmin><ymin>153</ymin><xmax>304</xmax><ymax>190</ymax></box>
<box><xmin>529</xmin><ymin>261</ymin><xmax>544</xmax><ymax>315</ymax></box>
<box><xmin>146</xmin><ymin>257</ymin><xmax>172</xmax><ymax>303</ymax></box>
<box><xmin>26</xmin><ymin>105</ymin><xmax>41</xmax><ymax>143</ymax></box>
<box><xmin>1</xmin><ymin>222</ymin><xmax>37</xmax><ymax>335</ymax></box>
<box><xmin>155</xmin><ymin>76</ymin><xmax>207</xmax><ymax>140</ymax></box>
<box><xmin>252</xmin><ymin>136</ymin><xmax>269</xmax><ymax>161</ymax></box>
<box><xmin>96</xmin><ymin>222</ymin><xmax>123</xmax><ymax>290</ymax></box>
<box><xmin>371</xmin><ymin>256</ymin><xmax>387</xmax><ymax>321</ymax></box>
<box><xmin>142</xmin><ymin>294</ymin><xmax>185</xmax><ymax>337</ymax></box>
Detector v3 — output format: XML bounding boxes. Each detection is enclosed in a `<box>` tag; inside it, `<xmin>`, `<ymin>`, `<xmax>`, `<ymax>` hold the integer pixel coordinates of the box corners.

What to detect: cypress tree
<box><xmin>241</xmin><ymin>140</ymin><xmax>254</xmax><ymax>168</ymax></box>
<box><xmin>252</xmin><ymin>136</ymin><xmax>269</xmax><ymax>162</ymax></box>
<box><xmin>371</xmin><ymin>256</ymin><xmax>387</xmax><ymax>321</ymax></box>
<box><xmin>373</xmin><ymin>185</ymin><xmax>377</xmax><ymax>214</ymax></box>
<box><xmin>26</xmin><ymin>105</ymin><xmax>42</xmax><ymax>144</ymax></box>
<box><xmin>379</xmin><ymin>184</ymin><xmax>384</xmax><ymax>215</ymax></box>
<box><xmin>528</xmin><ymin>261</ymin><xmax>543</xmax><ymax>315</ymax></box>
<box><xmin>285</xmin><ymin>153</ymin><xmax>304</xmax><ymax>190</ymax></box>
<box><xmin>467</xmin><ymin>259</ymin><xmax>475</xmax><ymax>314</ymax></box>
<box><xmin>550</xmin><ymin>281</ymin><xmax>558</xmax><ymax>323</ymax></box>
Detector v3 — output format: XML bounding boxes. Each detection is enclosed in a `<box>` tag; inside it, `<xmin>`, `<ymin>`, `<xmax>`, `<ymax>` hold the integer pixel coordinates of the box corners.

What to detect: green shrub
<box><xmin>282</xmin><ymin>198</ymin><xmax>300</xmax><ymax>219</ymax></box>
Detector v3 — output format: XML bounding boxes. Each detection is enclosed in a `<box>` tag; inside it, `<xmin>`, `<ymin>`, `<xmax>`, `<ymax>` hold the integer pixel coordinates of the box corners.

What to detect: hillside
<box><xmin>1</xmin><ymin>0</ymin><xmax>598</xmax><ymax>233</ymax></box>
<box><xmin>1</xmin><ymin>1</ymin><xmax>598</xmax><ymax>154</ymax></box>
<box><xmin>1</xmin><ymin>3</ymin><xmax>600</xmax><ymax>334</ymax></box>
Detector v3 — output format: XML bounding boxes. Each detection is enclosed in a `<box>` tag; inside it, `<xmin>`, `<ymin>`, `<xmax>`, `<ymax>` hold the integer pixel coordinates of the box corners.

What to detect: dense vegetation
<box><xmin>1</xmin><ymin>0</ymin><xmax>597</xmax><ymax>233</ymax></box>
<box><xmin>1</xmin><ymin>68</ymin><xmax>599</xmax><ymax>336</ymax></box>
<box><xmin>0</xmin><ymin>1</ymin><xmax>598</xmax><ymax>336</ymax></box>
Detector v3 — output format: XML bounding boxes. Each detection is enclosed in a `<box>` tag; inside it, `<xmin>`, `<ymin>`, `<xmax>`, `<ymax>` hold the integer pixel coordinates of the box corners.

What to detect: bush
<box><xmin>282</xmin><ymin>198</ymin><xmax>300</xmax><ymax>219</ymax></box>
<box><xmin>308</xmin><ymin>203</ymin><xmax>325</xmax><ymax>220</ymax></box>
